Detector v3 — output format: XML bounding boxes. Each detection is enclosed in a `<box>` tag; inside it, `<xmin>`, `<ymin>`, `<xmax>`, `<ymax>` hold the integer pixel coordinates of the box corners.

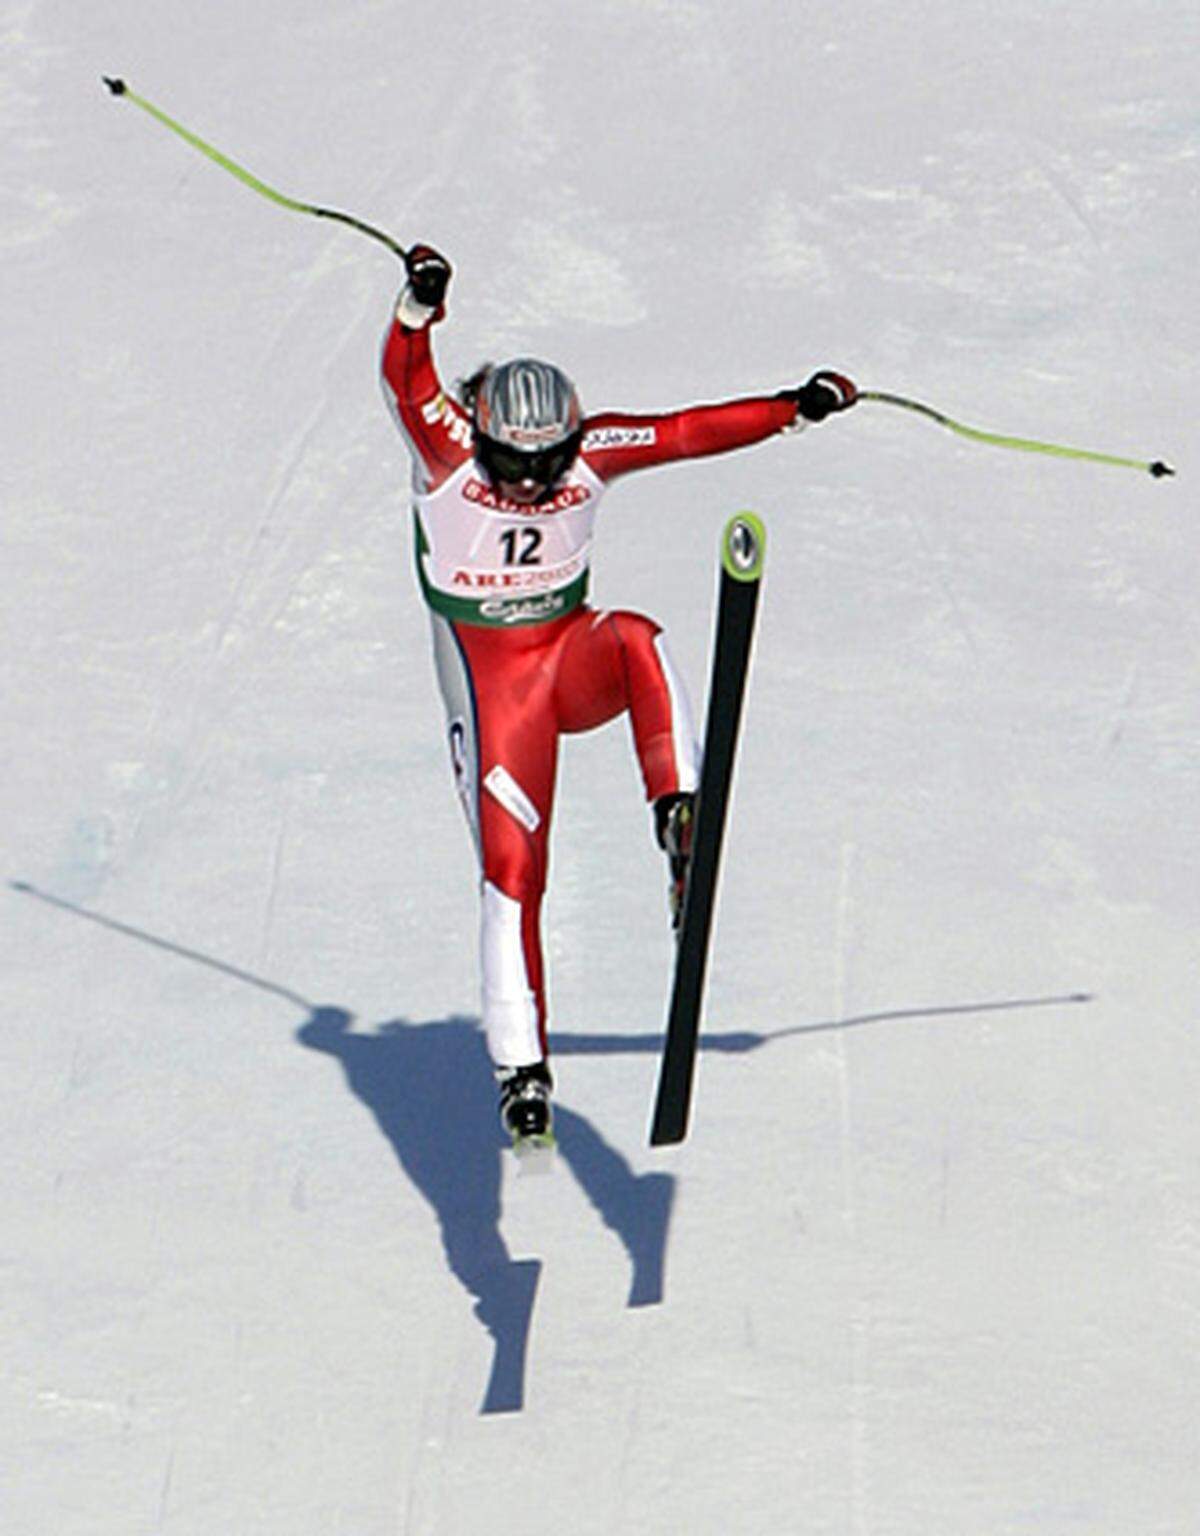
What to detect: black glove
<box><xmin>404</xmin><ymin>244</ymin><xmax>452</xmax><ymax>309</ymax></box>
<box><xmin>793</xmin><ymin>370</ymin><xmax>858</xmax><ymax>422</ymax></box>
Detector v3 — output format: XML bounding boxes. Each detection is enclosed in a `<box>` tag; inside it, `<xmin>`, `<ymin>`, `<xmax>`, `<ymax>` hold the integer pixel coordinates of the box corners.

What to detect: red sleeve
<box><xmin>579</xmin><ymin>395</ymin><xmax>800</xmax><ymax>483</ymax></box>
<box><xmin>380</xmin><ymin>314</ymin><xmax>473</xmax><ymax>491</ymax></box>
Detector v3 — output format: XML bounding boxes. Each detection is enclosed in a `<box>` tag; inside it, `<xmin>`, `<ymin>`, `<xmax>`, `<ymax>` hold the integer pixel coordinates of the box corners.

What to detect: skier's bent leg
<box><xmin>555</xmin><ymin>609</ymin><xmax>700</xmax><ymax>800</ymax></box>
<box><xmin>555</xmin><ymin>609</ymin><xmax>699</xmax><ymax>928</ymax></box>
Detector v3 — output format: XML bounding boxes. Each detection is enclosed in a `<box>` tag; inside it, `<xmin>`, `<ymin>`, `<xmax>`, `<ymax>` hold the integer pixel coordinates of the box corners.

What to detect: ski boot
<box><xmin>654</xmin><ymin>791</ymin><xmax>696</xmax><ymax>930</ymax></box>
<box><xmin>497</xmin><ymin>1061</ymin><xmax>555</xmax><ymax>1152</ymax></box>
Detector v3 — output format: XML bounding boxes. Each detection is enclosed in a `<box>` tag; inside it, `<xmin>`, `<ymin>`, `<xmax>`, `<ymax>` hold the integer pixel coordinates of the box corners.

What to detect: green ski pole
<box><xmin>860</xmin><ymin>390</ymin><xmax>1173</xmax><ymax>479</ymax></box>
<box><xmin>102</xmin><ymin>76</ymin><xmax>408</xmax><ymax>260</ymax></box>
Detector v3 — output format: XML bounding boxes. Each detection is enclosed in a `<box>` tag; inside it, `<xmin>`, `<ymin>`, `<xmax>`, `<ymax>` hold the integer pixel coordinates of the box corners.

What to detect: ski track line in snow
<box><xmin>1025</xmin><ymin>143</ymin><xmax>1107</xmax><ymax>255</ymax></box>
<box><xmin>251</xmin><ymin>44</ymin><xmax>500</xmax><ymax>390</ymax></box>
<box><xmin>132</xmin><ymin>390</ymin><xmax>328</xmax><ymax>796</ymax></box>
<box><xmin>210</xmin><ymin>389</ymin><xmax>335</xmax><ymax>660</ymax></box>
<box><xmin>259</xmin><ymin>775</ymin><xmax>297</xmax><ymax>973</ymax></box>
<box><xmin>1104</xmin><ymin>655</ymin><xmax>1142</xmax><ymax>755</ymax></box>
<box><xmin>895</xmin><ymin>501</ymin><xmax>983</xmax><ymax>667</ymax></box>
<box><xmin>1025</xmin><ymin>133</ymin><xmax>1188</xmax><ymax>406</ymax></box>
<box><xmin>1151</xmin><ymin>584</ymin><xmax>1200</xmax><ymax>684</ymax></box>
<box><xmin>608</xmin><ymin>1302</ymin><xmax>656</xmax><ymax>1532</ymax></box>
<box><xmin>129</xmin><ymin>381</ymin><xmax>339</xmax><ymax>854</ymax></box>
<box><xmin>832</xmin><ymin>837</ymin><xmax>859</xmax><ymax>1235</ymax></box>
<box><xmin>831</xmin><ymin>837</ymin><xmax>873</xmax><ymax>1534</ymax></box>
<box><xmin>1101</xmin><ymin>579</ymin><xmax>1200</xmax><ymax>756</ymax></box>
<box><xmin>400</xmin><ymin>1285</ymin><xmax>481</xmax><ymax>1536</ymax></box>
<box><xmin>163</xmin><ymin>201</ymin><xmax>407</xmax><ymax>754</ymax></box>
<box><xmin>156</xmin><ymin>1442</ymin><xmax>177</xmax><ymax>1531</ymax></box>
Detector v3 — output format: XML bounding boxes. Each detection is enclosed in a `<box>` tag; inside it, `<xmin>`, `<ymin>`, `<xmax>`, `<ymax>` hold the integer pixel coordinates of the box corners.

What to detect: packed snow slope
<box><xmin>3</xmin><ymin>1</ymin><xmax>1198</xmax><ymax>1532</ymax></box>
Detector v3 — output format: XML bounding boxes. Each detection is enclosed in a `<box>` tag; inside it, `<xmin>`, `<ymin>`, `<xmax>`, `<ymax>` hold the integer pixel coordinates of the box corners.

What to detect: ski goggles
<box><xmin>475</xmin><ymin>431</ymin><xmax>582</xmax><ymax>492</ymax></box>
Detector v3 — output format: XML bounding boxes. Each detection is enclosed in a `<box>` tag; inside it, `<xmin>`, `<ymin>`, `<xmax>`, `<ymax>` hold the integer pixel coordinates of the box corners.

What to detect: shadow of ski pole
<box><xmin>549</xmin><ymin>991</ymin><xmax>1095</xmax><ymax>1058</ymax></box>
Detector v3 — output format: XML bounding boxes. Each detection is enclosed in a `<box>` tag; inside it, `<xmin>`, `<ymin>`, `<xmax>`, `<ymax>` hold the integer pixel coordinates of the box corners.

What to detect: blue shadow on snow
<box><xmin>297</xmin><ymin>1009</ymin><xmax>676</xmax><ymax>1414</ymax></box>
<box><xmin>8</xmin><ymin>879</ymin><xmax>1092</xmax><ymax>1417</ymax></box>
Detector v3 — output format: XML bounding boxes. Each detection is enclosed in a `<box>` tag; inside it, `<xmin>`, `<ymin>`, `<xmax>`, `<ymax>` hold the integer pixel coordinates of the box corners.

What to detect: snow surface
<box><xmin>3</xmin><ymin>1</ymin><xmax>1199</xmax><ymax>1531</ymax></box>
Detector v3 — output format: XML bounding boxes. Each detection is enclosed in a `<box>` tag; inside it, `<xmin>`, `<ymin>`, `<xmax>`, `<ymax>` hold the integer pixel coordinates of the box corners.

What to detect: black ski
<box><xmin>650</xmin><ymin>513</ymin><xmax>766</xmax><ymax>1146</ymax></box>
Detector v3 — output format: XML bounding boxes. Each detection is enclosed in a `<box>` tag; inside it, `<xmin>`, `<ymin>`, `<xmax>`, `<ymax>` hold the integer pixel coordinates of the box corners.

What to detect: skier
<box><xmin>382</xmin><ymin>243</ymin><xmax>857</xmax><ymax>1145</ymax></box>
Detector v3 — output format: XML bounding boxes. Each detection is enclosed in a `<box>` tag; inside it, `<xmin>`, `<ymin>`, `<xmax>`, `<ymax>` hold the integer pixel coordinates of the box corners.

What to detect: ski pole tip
<box><xmin>1149</xmin><ymin>460</ymin><xmax>1175</xmax><ymax>479</ymax></box>
<box><xmin>102</xmin><ymin>75</ymin><xmax>127</xmax><ymax>96</ymax></box>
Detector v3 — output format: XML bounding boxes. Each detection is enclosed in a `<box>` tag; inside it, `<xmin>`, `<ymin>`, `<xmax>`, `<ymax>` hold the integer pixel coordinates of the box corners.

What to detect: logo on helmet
<box><xmin>504</xmin><ymin>422</ymin><xmax>573</xmax><ymax>447</ymax></box>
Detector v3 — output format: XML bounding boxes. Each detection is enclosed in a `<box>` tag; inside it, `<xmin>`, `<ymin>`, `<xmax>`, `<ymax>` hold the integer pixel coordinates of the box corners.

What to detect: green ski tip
<box><xmin>721</xmin><ymin>513</ymin><xmax>766</xmax><ymax>582</ymax></box>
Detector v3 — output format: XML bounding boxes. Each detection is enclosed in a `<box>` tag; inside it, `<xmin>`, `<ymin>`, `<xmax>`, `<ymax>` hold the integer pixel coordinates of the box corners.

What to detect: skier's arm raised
<box><xmin>581</xmin><ymin>371</ymin><xmax>858</xmax><ymax>483</ymax></box>
<box><xmin>380</xmin><ymin>245</ymin><xmax>473</xmax><ymax>491</ymax></box>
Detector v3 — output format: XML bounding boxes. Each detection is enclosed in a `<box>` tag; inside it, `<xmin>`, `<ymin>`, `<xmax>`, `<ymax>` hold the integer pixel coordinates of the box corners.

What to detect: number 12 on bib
<box><xmin>650</xmin><ymin>513</ymin><xmax>766</xmax><ymax>1146</ymax></box>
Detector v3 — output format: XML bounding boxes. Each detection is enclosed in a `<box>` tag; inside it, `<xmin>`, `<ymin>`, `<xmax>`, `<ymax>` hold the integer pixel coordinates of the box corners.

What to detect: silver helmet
<box><xmin>473</xmin><ymin>358</ymin><xmax>583</xmax><ymax>494</ymax></box>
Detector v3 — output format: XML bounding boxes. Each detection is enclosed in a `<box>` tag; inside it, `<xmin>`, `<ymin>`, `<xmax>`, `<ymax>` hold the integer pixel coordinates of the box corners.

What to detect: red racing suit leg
<box><xmin>433</xmin><ymin>605</ymin><xmax>699</xmax><ymax>1069</ymax></box>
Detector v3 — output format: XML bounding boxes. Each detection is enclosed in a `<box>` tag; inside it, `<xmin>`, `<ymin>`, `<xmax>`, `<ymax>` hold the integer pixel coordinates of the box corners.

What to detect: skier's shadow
<box><xmin>6</xmin><ymin>883</ymin><xmax>675</xmax><ymax>1418</ymax></box>
<box><xmin>8</xmin><ymin>882</ymin><xmax>1093</xmax><ymax>1419</ymax></box>
<box><xmin>296</xmin><ymin>1008</ymin><xmax>675</xmax><ymax>1416</ymax></box>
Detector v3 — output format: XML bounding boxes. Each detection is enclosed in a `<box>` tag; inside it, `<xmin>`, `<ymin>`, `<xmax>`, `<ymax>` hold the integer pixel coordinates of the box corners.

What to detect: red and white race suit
<box><xmin>382</xmin><ymin>298</ymin><xmax>800</xmax><ymax>1070</ymax></box>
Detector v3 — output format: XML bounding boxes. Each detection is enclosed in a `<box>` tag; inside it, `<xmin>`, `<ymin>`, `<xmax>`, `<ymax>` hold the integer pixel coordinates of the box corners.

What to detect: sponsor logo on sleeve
<box><xmin>582</xmin><ymin>425</ymin><xmax>658</xmax><ymax>452</ymax></box>
<box><xmin>422</xmin><ymin>393</ymin><xmax>474</xmax><ymax>450</ymax></box>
